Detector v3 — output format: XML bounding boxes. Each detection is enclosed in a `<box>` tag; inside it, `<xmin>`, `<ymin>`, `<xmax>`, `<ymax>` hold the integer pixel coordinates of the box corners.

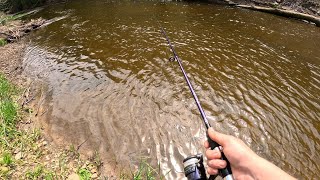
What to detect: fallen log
<box><xmin>235</xmin><ymin>4</ymin><xmax>320</xmax><ymax>27</ymax></box>
<box><xmin>0</xmin><ymin>15</ymin><xmax>68</xmax><ymax>44</ymax></box>
<box><xmin>0</xmin><ymin>18</ymin><xmax>45</xmax><ymax>43</ymax></box>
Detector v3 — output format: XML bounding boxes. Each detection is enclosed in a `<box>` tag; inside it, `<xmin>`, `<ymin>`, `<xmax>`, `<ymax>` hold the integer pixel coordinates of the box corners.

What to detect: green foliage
<box><xmin>25</xmin><ymin>165</ymin><xmax>44</xmax><ymax>179</ymax></box>
<box><xmin>131</xmin><ymin>160</ymin><xmax>171</xmax><ymax>180</ymax></box>
<box><xmin>0</xmin><ymin>74</ymin><xmax>100</xmax><ymax>180</ymax></box>
<box><xmin>0</xmin><ymin>74</ymin><xmax>18</xmax><ymax>140</ymax></box>
<box><xmin>0</xmin><ymin>12</ymin><xmax>24</xmax><ymax>25</ymax></box>
<box><xmin>67</xmin><ymin>145</ymin><xmax>80</xmax><ymax>159</ymax></box>
<box><xmin>0</xmin><ymin>39</ymin><xmax>7</xmax><ymax>46</ymax></box>
<box><xmin>93</xmin><ymin>152</ymin><xmax>102</xmax><ymax>168</ymax></box>
<box><xmin>43</xmin><ymin>171</ymin><xmax>55</xmax><ymax>180</ymax></box>
<box><xmin>1</xmin><ymin>152</ymin><xmax>13</xmax><ymax>166</ymax></box>
<box><xmin>1</xmin><ymin>100</ymin><xmax>17</xmax><ymax>125</ymax></box>
<box><xmin>0</xmin><ymin>0</ymin><xmax>46</xmax><ymax>13</ymax></box>
<box><xmin>133</xmin><ymin>162</ymin><xmax>155</xmax><ymax>180</ymax></box>
<box><xmin>78</xmin><ymin>168</ymin><xmax>92</xmax><ymax>180</ymax></box>
<box><xmin>29</xmin><ymin>128</ymin><xmax>41</xmax><ymax>142</ymax></box>
<box><xmin>25</xmin><ymin>165</ymin><xmax>55</xmax><ymax>180</ymax></box>
<box><xmin>270</xmin><ymin>2</ymin><xmax>280</xmax><ymax>8</ymax></box>
<box><xmin>0</xmin><ymin>74</ymin><xmax>15</xmax><ymax>99</ymax></box>
<box><xmin>119</xmin><ymin>160</ymin><xmax>169</xmax><ymax>180</ymax></box>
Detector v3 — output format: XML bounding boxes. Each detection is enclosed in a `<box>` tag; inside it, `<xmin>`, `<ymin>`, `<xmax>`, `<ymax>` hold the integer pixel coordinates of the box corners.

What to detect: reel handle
<box><xmin>207</xmin><ymin>134</ymin><xmax>233</xmax><ymax>180</ymax></box>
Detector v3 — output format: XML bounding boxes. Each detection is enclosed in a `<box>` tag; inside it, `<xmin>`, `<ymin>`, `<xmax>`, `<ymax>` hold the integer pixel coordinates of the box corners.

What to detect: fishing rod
<box><xmin>159</xmin><ymin>25</ymin><xmax>234</xmax><ymax>180</ymax></box>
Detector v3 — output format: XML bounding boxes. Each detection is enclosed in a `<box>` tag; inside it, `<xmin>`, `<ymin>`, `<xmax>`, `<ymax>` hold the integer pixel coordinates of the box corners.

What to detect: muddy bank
<box><xmin>0</xmin><ymin>42</ymin><xmax>25</xmax><ymax>82</ymax></box>
<box><xmin>0</xmin><ymin>41</ymin><xmax>102</xmax><ymax>180</ymax></box>
<box><xmin>0</xmin><ymin>11</ymin><xmax>49</xmax><ymax>82</ymax></box>
<box><xmin>0</xmin><ymin>17</ymin><xmax>104</xmax><ymax>179</ymax></box>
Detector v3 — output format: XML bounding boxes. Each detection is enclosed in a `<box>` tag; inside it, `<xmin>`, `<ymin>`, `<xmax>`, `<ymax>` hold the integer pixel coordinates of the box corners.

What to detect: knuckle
<box><xmin>208</xmin><ymin>160</ymin><xmax>214</xmax><ymax>167</ymax></box>
<box><xmin>208</xmin><ymin>159</ymin><xmax>226</xmax><ymax>169</ymax></box>
<box><xmin>205</xmin><ymin>149</ymin><xmax>211</xmax><ymax>158</ymax></box>
<box><xmin>218</xmin><ymin>160</ymin><xmax>227</xmax><ymax>168</ymax></box>
<box><xmin>207</xmin><ymin>167</ymin><xmax>218</xmax><ymax>175</ymax></box>
<box><xmin>206</xmin><ymin>149</ymin><xmax>216</xmax><ymax>159</ymax></box>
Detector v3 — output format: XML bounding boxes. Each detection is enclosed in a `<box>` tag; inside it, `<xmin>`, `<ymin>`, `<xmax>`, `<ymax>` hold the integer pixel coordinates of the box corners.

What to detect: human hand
<box><xmin>204</xmin><ymin>127</ymin><xmax>295</xmax><ymax>180</ymax></box>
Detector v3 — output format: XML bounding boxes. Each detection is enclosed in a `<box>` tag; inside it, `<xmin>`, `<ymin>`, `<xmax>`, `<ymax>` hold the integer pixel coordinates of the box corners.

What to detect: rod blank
<box><xmin>159</xmin><ymin>26</ymin><xmax>211</xmax><ymax>129</ymax></box>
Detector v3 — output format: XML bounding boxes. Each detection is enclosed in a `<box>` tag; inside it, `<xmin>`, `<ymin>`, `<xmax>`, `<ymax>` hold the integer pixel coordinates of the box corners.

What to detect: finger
<box><xmin>204</xmin><ymin>140</ymin><xmax>209</xmax><ymax>148</ymax></box>
<box><xmin>208</xmin><ymin>159</ymin><xmax>227</xmax><ymax>169</ymax></box>
<box><xmin>207</xmin><ymin>167</ymin><xmax>218</xmax><ymax>175</ymax></box>
<box><xmin>205</xmin><ymin>147</ymin><xmax>221</xmax><ymax>160</ymax></box>
<box><xmin>208</xmin><ymin>127</ymin><xmax>229</xmax><ymax>146</ymax></box>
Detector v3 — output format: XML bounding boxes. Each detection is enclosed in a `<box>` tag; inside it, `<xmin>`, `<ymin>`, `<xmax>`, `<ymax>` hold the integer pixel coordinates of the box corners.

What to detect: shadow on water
<box><xmin>23</xmin><ymin>0</ymin><xmax>320</xmax><ymax>179</ymax></box>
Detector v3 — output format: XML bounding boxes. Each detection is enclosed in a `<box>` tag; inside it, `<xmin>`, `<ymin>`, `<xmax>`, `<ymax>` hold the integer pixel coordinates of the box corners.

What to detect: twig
<box><xmin>77</xmin><ymin>137</ymin><xmax>90</xmax><ymax>151</ymax></box>
<box><xmin>40</xmin><ymin>109</ymin><xmax>48</xmax><ymax>117</ymax></box>
<box><xmin>21</xmin><ymin>95</ymin><xmax>35</xmax><ymax>107</ymax></box>
<box><xmin>34</xmin><ymin>88</ymin><xmax>44</xmax><ymax>116</ymax></box>
<box><xmin>35</xmin><ymin>89</ymin><xmax>52</xmax><ymax>117</ymax></box>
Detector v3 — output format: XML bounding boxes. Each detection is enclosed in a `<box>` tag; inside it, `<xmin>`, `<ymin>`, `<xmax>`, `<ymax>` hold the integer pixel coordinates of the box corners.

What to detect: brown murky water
<box><xmin>23</xmin><ymin>0</ymin><xmax>320</xmax><ymax>179</ymax></box>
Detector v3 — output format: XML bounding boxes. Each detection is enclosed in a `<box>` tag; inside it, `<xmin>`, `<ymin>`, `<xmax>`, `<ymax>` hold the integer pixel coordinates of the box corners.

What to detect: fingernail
<box><xmin>213</xmin><ymin>147</ymin><xmax>219</xmax><ymax>152</ymax></box>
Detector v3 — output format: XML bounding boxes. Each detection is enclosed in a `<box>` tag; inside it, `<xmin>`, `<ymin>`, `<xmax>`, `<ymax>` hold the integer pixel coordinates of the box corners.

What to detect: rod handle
<box><xmin>207</xmin><ymin>133</ymin><xmax>233</xmax><ymax>179</ymax></box>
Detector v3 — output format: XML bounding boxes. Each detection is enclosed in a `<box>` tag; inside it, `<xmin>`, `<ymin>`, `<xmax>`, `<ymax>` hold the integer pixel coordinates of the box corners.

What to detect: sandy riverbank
<box><xmin>0</xmin><ymin>17</ymin><xmax>102</xmax><ymax>179</ymax></box>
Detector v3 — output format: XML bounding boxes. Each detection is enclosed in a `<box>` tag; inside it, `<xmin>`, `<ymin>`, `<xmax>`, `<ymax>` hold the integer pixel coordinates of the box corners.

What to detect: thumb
<box><xmin>207</xmin><ymin>127</ymin><xmax>229</xmax><ymax>146</ymax></box>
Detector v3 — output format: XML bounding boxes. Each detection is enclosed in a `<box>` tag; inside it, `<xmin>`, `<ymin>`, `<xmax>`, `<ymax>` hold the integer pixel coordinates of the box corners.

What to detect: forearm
<box><xmin>248</xmin><ymin>156</ymin><xmax>295</xmax><ymax>180</ymax></box>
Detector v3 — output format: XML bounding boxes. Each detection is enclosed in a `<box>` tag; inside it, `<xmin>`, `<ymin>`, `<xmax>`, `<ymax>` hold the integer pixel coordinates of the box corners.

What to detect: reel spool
<box><xmin>183</xmin><ymin>154</ymin><xmax>207</xmax><ymax>180</ymax></box>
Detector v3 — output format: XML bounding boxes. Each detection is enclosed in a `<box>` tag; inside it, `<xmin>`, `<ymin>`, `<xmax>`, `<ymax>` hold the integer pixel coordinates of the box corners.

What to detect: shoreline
<box><xmin>0</xmin><ymin>15</ymin><xmax>103</xmax><ymax>177</ymax></box>
<box><xmin>0</xmin><ymin>43</ymin><xmax>102</xmax><ymax>179</ymax></box>
<box><xmin>0</xmin><ymin>12</ymin><xmax>160</xmax><ymax>179</ymax></box>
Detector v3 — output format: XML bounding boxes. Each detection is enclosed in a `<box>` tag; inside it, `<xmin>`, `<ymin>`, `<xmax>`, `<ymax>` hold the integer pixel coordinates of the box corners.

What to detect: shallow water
<box><xmin>24</xmin><ymin>0</ymin><xmax>320</xmax><ymax>179</ymax></box>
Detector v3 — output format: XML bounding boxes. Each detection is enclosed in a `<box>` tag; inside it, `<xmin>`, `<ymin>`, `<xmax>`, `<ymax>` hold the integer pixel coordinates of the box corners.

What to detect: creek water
<box><xmin>23</xmin><ymin>0</ymin><xmax>320</xmax><ymax>179</ymax></box>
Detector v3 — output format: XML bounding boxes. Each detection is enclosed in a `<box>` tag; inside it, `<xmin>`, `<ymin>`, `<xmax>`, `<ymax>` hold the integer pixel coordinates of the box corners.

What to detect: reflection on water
<box><xmin>24</xmin><ymin>0</ymin><xmax>320</xmax><ymax>179</ymax></box>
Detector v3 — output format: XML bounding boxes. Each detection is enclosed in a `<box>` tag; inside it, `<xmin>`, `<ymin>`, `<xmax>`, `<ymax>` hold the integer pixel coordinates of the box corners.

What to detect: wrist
<box><xmin>243</xmin><ymin>154</ymin><xmax>263</xmax><ymax>179</ymax></box>
<box><xmin>246</xmin><ymin>155</ymin><xmax>295</xmax><ymax>180</ymax></box>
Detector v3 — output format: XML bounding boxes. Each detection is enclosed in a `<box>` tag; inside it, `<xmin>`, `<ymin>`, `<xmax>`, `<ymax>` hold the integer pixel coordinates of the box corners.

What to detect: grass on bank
<box><xmin>0</xmin><ymin>73</ymin><xmax>18</xmax><ymax>140</ymax></box>
<box><xmin>133</xmin><ymin>161</ymin><xmax>164</xmax><ymax>180</ymax></box>
<box><xmin>0</xmin><ymin>73</ymin><xmax>44</xmax><ymax>178</ymax></box>
<box><xmin>0</xmin><ymin>73</ymin><xmax>166</xmax><ymax>179</ymax></box>
<box><xmin>120</xmin><ymin>160</ymin><xmax>170</xmax><ymax>180</ymax></box>
<box><xmin>0</xmin><ymin>38</ymin><xmax>7</xmax><ymax>46</ymax></box>
<box><xmin>0</xmin><ymin>73</ymin><xmax>101</xmax><ymax>179</ymax></box>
